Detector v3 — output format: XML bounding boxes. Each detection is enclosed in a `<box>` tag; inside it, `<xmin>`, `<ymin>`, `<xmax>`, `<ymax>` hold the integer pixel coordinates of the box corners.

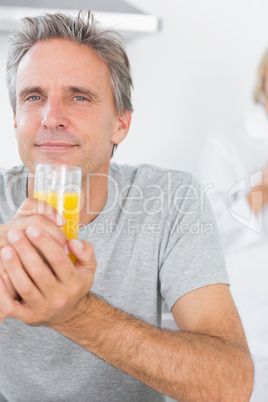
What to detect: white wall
<box><xmin>0</xmin><ymin>34</ymin><xmax>20</xmax><ymax>167</ymax></box>
<box><xmin>1</xmin><ymin>0</ymin><xmax>268</xmax><ymax>174</ymax></box>
<box><xmin>114</xmin><ymin>0</ymin><xmax>268</xmax><ymax>175</ymax></box>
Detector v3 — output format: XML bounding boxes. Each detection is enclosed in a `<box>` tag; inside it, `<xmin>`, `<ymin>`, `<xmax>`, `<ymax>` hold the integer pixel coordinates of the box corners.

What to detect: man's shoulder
<box><xmin>0</xmin><ymin>164</ymin><xmax>27</xmax><ymax>186</ymax></box>
<box><xmin>110</xmin><ymin>162</ymin><xmax>196</xmax><ymax>188</ymax></box>
<box><xmin>0</xmin><ymin>164</ymin><xmax>27</xmax><ymax>178</ymax></box>
<box><xmin>0</xmin><ymin>165</ymin><xmax>27</xmax><ymax>222</ymax></box>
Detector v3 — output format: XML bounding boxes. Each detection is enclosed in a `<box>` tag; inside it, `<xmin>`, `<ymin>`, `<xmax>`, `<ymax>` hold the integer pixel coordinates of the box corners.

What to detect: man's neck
<box><xmin>79</xmin><ymin>172</ymin><xmax>109</xmax><ymax>226</ymax></box>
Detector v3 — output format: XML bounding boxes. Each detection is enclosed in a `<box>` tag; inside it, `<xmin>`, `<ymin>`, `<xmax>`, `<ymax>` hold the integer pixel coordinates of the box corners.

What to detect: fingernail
<box><xmin>64</xmin><ymin>243</ymin><xmax>70</xmax><ymax>255</ymax></box>
<box><xmin>1</xmin><ymin>246</ymin><xmax>14</xmax><ymax>260</ymax></box>
<box><xmin>8</xmin><ymin>229</ymin><xmax>22</xmax><ymax>243</ymax></box>
<box><xmin>26</xmin><ymin>225</ymin><xmax>41</xmax><ymax>238</ymax></box>
<box><xmin>71</xmin><ymin>239</ymin><xmax>84</xmax><ymax>249</ymax></box>
<box><xmin>56</xmin><ymin>213</ymin><xmax>66</xmax><ymax>226</ymax></box>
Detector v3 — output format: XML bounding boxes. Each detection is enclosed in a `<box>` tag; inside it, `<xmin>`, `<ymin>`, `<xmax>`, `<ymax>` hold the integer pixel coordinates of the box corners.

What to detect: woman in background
<box><xmin>198</xmin><ymin>48</ymin><xmax>268</xmax><ymax>401</ymax></box>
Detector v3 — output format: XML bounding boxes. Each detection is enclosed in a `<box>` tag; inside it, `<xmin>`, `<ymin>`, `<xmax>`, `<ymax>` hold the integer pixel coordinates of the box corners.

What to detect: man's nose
<box><xmin>41</xmin><ymin>99</ymin><xmax>68</xmax><ymax>129</ymax></box>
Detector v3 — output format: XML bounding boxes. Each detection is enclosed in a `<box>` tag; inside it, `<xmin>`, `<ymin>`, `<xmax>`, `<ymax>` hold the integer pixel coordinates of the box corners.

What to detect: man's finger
<box><xmin>68</xmin><ymin>239</ymin><xmax>97</xmax><ymax>270</ymax></box>
<box><xmin>0</xmin><ymin>268</ymin><xmax>19</xmax><ymax>299</ymax></box>
<box><xmin>25</xmin><ymin>225</ymin><xmax>76</xmax><ymax>286</ymax></box>
<box><xmin>1</xmin><ymin>244</ymin><xmax>42</xmax><ymax>305</ymax></box>
<box><xmin>0</xmin><ymin>275</ymin><xmax>34</xmax><ymax>323</ymax></box>
<box><xmin>13</xmin><ymin>197</ymin><xmax>66</xmax><ymax>227</ymax></box>
<box><xmin>3</xmin><ymin>213</ymin><xmax>68</xmax><ymax>250</ymax></box>
<box><xmin>6</xmin><ymin>229</ymin><xmax>59</xmax><ymax>298</ymax></box>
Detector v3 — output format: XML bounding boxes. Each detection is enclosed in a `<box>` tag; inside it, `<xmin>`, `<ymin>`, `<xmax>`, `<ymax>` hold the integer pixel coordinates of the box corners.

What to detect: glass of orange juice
<box><xmin>34</xmin><ymin>163</ymin><xmax>82</xmax><ymax>264</ymax></box>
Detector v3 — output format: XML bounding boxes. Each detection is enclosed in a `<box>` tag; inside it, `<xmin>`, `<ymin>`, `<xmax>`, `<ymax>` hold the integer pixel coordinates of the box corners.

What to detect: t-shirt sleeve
<box><xmin>159</xmin><ymin>173</ymin><xmax>229</xmax><ymax>311</ymax></box>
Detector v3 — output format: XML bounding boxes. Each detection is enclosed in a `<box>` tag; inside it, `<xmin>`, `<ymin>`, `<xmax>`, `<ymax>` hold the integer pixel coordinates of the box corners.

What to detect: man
<box><xmin>0</xmin><ymin>11</ymin><xmax>253</xmax><ymax>402</ymax></box>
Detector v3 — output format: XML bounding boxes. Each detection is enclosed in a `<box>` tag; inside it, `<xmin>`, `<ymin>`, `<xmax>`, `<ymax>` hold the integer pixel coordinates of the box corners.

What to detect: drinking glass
<box><xmin>34</xmin><ymin>163</ymin><xmax>82</xmax><ymax>263</ymax></box>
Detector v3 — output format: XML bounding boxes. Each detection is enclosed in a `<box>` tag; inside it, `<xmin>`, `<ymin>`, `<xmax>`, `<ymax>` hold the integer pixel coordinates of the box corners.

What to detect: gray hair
<box><xmin>6</xmin><ymin>11</ymin><xmax>133</xmax><ymax>155</ymax></box>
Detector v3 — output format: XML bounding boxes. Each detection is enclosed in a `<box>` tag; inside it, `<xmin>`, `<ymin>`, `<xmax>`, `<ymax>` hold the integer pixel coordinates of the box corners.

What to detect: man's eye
<box><xmin>27</xmin><ymin>96</ymin><xmax>41</xmax><ymax>101</ymax></box>
<box><xmin>74</xmin><ymin>96</ymin><xmax>88</xmax><ymax>102</ymax></box>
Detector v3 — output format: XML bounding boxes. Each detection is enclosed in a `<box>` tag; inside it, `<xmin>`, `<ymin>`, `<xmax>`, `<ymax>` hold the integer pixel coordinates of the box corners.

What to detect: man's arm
<box><xmin>55</xmin><ymin>286</ymin><xmax>253</xmax><ymax>402</ymax></box>
<box><xmin>0</xmin><ymin>225</ymin><xmax>254</xmax><ymax>401</ymax></box>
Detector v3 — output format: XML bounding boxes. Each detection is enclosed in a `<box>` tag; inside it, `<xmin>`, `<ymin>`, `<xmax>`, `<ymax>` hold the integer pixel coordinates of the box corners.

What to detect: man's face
<box><xmin>14</xmin><ymin>38</ymin><xmax>130</xmax><ymax>177</ymax></box>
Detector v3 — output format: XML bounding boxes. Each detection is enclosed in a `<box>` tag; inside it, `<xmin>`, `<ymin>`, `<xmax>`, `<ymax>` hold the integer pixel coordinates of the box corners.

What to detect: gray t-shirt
<box><xmin>0</xmin><ymin>162</ymin><xmax>228</xmax><ymax>402</ymax></box>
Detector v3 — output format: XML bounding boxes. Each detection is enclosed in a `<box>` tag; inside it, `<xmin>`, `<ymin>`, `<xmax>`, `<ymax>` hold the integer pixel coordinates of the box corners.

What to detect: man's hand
<box><xmin>0</xmin><ymin>197</ymin><xmax>67</xmax><ymax>300</ymax></box>
<box><xmin>0</xmin><ymin>224</ymin><xmax>96</xmax><ymax>326</ymax></box>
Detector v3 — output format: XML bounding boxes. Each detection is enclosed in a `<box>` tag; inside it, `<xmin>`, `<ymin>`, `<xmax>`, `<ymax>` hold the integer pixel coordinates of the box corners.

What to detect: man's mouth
<box><xmin>36</xmin><ymin>142</ymin><xmax>78</xmax><ymax>152</ymax></box>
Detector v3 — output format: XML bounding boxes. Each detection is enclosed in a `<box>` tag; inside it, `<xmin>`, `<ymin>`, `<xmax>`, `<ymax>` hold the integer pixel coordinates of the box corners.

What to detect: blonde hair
<box><xmin>253</xmin><ymin>48</ymin><xmax>268</xmax><ymax>104</ymax></box>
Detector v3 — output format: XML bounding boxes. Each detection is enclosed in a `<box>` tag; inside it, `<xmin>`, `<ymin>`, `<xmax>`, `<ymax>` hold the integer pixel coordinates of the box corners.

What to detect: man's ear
<box><xmin>14</xmin><ymin>115</ymin><xmax>18</xmax><ymax>140</ymax></box>
<box><xmin>111</xmin><ymin>110</ymin><xmax>132</xmax><ymax>145</ymax></box>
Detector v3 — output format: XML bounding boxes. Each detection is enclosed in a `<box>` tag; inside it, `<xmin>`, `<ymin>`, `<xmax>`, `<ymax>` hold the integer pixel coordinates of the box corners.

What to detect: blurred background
<box><xmin>0</xmin><ymin>0</ymin><xmax>268</xmax><ymax>175</ymax></box>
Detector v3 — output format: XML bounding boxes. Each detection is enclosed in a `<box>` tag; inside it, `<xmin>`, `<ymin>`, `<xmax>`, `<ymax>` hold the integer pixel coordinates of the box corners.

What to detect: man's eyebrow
<box><xmin>67</xmin><ymin>86</ymin><xmax>98</xmax><ymax>100</ymax></box>
<box><xmin>18</xmin><ymin>86</ymin><xmax>99</xmax><ymax>100</ymax></box>
<box><xmin>18</xmin><ymin>86</ymin><xmax>43</xmax><ymax>99</ymax></box>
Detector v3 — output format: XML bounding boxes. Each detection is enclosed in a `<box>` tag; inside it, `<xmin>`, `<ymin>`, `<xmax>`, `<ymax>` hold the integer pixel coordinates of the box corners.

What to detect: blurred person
<box><xmin>198</xmin><ymin>48</ymin><xmax>268</xmax><ymax>401</ymax></box>
<box><xmin>0</xmin><ymin>11</ymin><xmax>253</xmax><ymax>402</ymax></box>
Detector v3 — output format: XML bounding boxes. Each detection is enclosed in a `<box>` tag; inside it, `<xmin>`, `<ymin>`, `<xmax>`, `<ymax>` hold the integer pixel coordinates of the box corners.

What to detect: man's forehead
<box><xmin>18</xmin><ymin>38</ymin><xmax>108</xmax><ymax>74</ymax></box>
<box><xmin>16</xmin><ymin>38</ymin><xmax>111</xmax><ymax>93</ymax></box>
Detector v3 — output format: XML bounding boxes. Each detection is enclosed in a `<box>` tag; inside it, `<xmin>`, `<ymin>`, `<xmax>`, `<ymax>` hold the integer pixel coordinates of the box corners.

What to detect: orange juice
<box><xmin>34</xmin><ymin>190</ymin><xmax>81</xmax><ymax>264</ymax></box>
